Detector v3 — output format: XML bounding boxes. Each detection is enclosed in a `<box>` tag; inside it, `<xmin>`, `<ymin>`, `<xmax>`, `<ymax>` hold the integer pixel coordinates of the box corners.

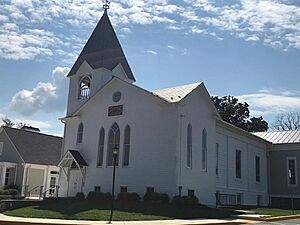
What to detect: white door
<box><xmin>68</xmin><ymin>170</ymin><xmax>82</xmax><ymax>196</ymax></box>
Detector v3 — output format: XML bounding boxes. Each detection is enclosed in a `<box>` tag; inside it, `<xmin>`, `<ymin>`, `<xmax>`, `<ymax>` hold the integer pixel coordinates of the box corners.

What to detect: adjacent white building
<box><xmin>58</xmin><ymin>11</ymin><xmax>270</xmax><ymax>206</ymax></box>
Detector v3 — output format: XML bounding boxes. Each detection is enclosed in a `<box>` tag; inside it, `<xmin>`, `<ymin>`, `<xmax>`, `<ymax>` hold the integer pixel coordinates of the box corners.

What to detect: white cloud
<box><xmin>0</xmin><ymin>0</ymin><xmax>299</xmax><ymax>62</ymax></box>
<box><xmin>145</xmin><ymin>50</ymin><xmax>158</xmax><ymax>55</ymax></box>
<box><xmin>7</xmin><ymin>67</ymin><xmax>70</xmax><ymax>116</ymax></box>
<box><xmin>238</xmin><ymin>89</ymin><xmax>300</xmax><ymax>117</ymax></box>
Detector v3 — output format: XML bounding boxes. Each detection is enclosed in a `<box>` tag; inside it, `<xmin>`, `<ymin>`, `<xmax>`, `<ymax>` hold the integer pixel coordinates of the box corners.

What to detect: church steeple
<box><xmin>67</xmin><ymin>6</ymin><xmax>135</xmax><ymax>82</ymax></box>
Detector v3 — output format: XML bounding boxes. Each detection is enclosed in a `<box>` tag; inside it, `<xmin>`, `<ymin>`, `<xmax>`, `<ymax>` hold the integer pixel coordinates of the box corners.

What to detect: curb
<box><xmin>259</xmin><ymin>214</ymin><xmax>300</xmax><ymax>222</ymax></box>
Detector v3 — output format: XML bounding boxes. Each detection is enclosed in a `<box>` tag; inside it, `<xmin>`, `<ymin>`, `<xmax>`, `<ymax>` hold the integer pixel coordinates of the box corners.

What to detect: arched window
<box><xmin>202</xmin><ymin>128</ymin><xmax>207</xmax><ymax>171</ymax></box>
<box><xmin>77</xmin><ymin>123</ymin><xmax>84</xmax><ymax>144</ymax></box>
<box><xmin>187</xmin><ymin>124</ymin><xmax>192</xmax><ymax>168</ymax></box>
<box><xmin>97</xmin><ymin>127</ymin><xmax>105</xmax><ymax>167</ymax></box>
<box><xmin>79</xmin><ymin>76</ymin><xmax>91</xmax><ymax>99</ymax></box>
<box><xmin>107</xmin><ymin>122</ymin><xmax>120</xmax><ymax>166</ymax></box>
<box><xmin>123</xmin><ymin>125</ymin><xmax>131</xmax><ymax>167</ymax></box>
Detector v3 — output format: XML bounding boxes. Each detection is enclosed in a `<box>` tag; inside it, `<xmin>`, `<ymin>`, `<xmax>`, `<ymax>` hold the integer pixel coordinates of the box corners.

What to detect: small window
<box><xmin>236</xmin><ymin>150</ymin><xmax>242</xmax><ymax>179</ymax></box>
<box><xmin>255</xmin><ymin>156</ymin><xmax>260</xmax><ymax>182</ymax></box>
<box><xmin>77</xmin><ymin>123</ymin><xmax>84</xmax><ymax>144</ymax></box>
<box><xmin>120</xmin><ymin>186</ymin><xmax>128</xmax><ymax>193</ymax></box>
<box><xmin>50</xmin><ymin>171</ymin><xmax>59</xmax><ymax>175</ymax></box>
<box><xmin>94</xmin><ymin>186</ymin><xmax>101</xmax><ymax>192</ymax></box>
<box><xmin>146</xmin><ymin>187</ymin><xmax>154</xmax><ymax>193</ymax></box>
<box><xmin>188</xmin><ymin>189</ymin><xmax>195</xmax><ymax>197</ymax></box>
<box><xmin>79</xmin><ymin>76</ymin><xmax>91</xmax><ymax>99</ymax></box>
<box><xmin>287</xmin><ymin>158</ymin><xmax>297</xmax><ymax>186</ymax></box>
<box><xmin>187</xmin><ymin>124</ymin><xmax>192</xmax><ymax>168</ymax></box>
<box><xmin>202</xmin><ymin>129</ymin><xmax>207</xmax><ymax>171</ymax></box>
<box><xmin>216</xmin><ymin>143</ymin><xmax>219</xmax><ymax>176</ymax></box>
<box><xmin>237</xmin><ymin>193</ymin><xmax>243</xmax><ymax>205</ymax></box>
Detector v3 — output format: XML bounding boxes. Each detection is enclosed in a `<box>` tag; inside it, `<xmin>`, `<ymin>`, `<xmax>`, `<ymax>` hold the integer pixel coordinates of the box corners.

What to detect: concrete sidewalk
<box><xmin>0</xmin><ymin>214</ymin><xmax>256</xmax><ymax>225</ymax></box>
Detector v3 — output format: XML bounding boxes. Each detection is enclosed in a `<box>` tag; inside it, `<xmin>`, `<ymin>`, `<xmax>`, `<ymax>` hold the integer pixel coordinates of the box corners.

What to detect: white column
<box><xmin>1</xmin><ymin>165</ymin><xmax>6</xmax><ymax>188</ymax></box>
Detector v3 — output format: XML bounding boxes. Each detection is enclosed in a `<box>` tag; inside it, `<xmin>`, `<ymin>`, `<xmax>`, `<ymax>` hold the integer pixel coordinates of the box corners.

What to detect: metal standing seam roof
<box><xmin>253</xmin><ymin>130</ymin><xmax>300</xmax><ymax>144</ymax></box>
<box><xmin>153</xmin><ymin>82</ymin><xmax>201</xmax><ymax>103</ymax></box>
<box><xmin>3</xmin><ymin>127</ymin><xmax>63</xmax><ymax>165</ymax></box>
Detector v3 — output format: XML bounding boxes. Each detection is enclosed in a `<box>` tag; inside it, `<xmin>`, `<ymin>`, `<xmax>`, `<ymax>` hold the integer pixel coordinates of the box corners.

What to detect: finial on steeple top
<box><xmin>103</xmin><ymin>0</ymin><xmax>110</xmax><ymax>13</ymax></box>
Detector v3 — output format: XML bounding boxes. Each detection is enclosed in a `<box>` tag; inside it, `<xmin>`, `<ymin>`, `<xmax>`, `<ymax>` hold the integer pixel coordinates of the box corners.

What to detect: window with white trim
<box><xmin>202</xmin><ymin>129</ymin><xmax>207</xmax><ymax>171</ymax></box>
<box><xmin>123</xmin><ymin>125</ymin><xmax>130</xmax><ymax>167</ymax></box>
<box><xmin>287</xmin><ymin>157</ymin><xmax>297</xmax><ymax>186</ymax></box>
<box><xmin>79</xmin><ymin>76</ymin><xmax>91</xmax><ymax>99</ymax></box>
<box><xmin>187</xmin><ymin>124</ymin><xmax>192</xmax><ymax>168</ymax></box>
<box><xmin>107</xmin><ymin>122</ymin><xmax>120</xmax><ymax>166</ymax></box>
<box><xmin>97</xmin><ymin>127</ymin><xmax>105</xmax><ymax>167</ymax></box>
<box><xmin>77</xmin><ymin>122</ymin><xmax>84</xmax><ymax>144</ymax></box>
<box><xmin>216</xmin><ymin>143</ymin><xmax>219</xmax><ymax>176</ymax></box>
<box><xmin>236</xmin><ymin>150</ymin><xmax>242</xmax><ymax>179</ymax></box>
<box><xmin>255</xmin><ymin>156</ymin><xmax>260</xmax><ymax>182</ymax></box>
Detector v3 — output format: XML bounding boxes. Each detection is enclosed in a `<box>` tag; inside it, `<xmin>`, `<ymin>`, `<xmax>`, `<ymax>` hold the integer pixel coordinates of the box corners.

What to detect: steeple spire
<box><xmin>103</xmin><ymin>0</ymin><xmax>110</xmax><ymax>13</ymax></box>
<box><xmin>67</xmin><ymin>2</ymin><xmax>135</xmax><ymax>82</ymax></box>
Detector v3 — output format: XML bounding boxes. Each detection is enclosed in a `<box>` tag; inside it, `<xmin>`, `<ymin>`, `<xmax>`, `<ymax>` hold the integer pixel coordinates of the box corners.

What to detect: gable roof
<box><xmin>68</xmin><ymin>12</ymin><xmax>135</xmax><ymax>81</ymax></box>
<box><xmin>69</xmin><ymin>150</ymin><xmax>88</xmax><ymax>166</ymax></box>
<box><xmin>153</xmin><ymin>83</ymin><xmax>201</xmax><ymax>103</ymax></box>
<box><xmin>3</xmin><ymin>127</ymin><xmax>62</xmax><ymax>165</ymax></box>
<box><xmin>253</xmin><ymin>130</ymin><xmax>300</xmax><ymax>144</ymax></box>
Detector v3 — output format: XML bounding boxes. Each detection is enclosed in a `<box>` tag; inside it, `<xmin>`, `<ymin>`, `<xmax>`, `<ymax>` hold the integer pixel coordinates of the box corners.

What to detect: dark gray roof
<box><xmin>68</xmin><ymin>12</ymin><xmax>135</xmax><ymax>81</ymax></box>
<box><xmin>69</xmin><ymin>150</ymin><xmax>88</xmax><ymax>166</ymax></box>
<box><xmin>3</xmin><ymin>127</ymin><xmax>62</xmax><ymax>165</ymax></box>
<box><xmin>253</xmin><ymin>130</ymin><xmax>300</xmax><ymax>144</ymax></box>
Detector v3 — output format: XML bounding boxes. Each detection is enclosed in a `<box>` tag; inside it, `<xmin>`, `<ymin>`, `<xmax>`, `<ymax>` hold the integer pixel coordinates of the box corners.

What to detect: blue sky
<box><xmin>0</xmin><ymin>0</ymin><xmax>299</xmax><ymax>136</ymax></box>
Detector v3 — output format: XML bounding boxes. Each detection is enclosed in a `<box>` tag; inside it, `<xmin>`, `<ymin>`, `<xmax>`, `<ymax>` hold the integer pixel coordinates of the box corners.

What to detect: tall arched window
<box><xmin>77</xmin><ymin>122</ymin><xmax>84</xmax><ymax>144</ymax></box>
<box><xmin>187</xmin><ymin>124</ymin><xmax>192</xmax><ymax>168</ymax></box>
<box><xmin>97</xmin><ymin>127</ymin><xmax>105</xmax><ymax>167</ymax></box>
<box><xmin>79</xmin><ymin>76</ymin><xmax>91</xmax><ymax>99</ymax></box>
<box><xmin>123</xmin><ymin>125</ymin><xmax>131</xmax><ymax>167</ymax></box>
<box><xmin>202</xmin><ymin>128</ymin><xmax>207</xmax><ymax>171</ymax></box>
<box><xmin>107</xmin><ymin>122</ymin><xmax>120</xmax><ymax>166</ymax></box>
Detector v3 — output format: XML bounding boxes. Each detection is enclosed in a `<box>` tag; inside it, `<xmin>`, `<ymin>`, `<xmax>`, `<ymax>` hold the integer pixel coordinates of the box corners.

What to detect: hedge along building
<box><xmin>0</xmin><ymin>126</ymin><xmax>62</xmax><ymax>198</ymax></box>
<box><xmin>58</xmin><ymin>8</ymin><xmax>270</xmax><ymax>206</ymax></box>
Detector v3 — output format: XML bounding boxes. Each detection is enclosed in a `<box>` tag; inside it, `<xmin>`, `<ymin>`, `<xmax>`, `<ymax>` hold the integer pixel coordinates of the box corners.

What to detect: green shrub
<box><xmin>0</xmin><ymin>189</ymin><xmax>18</xmax><ymax>195</ymax></box>
<box><xmin>4</xmin><ymin>185</ymin><xmax>19</xmax><ymax>190</ymax></box>
<box><xmin>86</xmin><ymin>191</ymin><xmax>112</xmax><ymax>201</ymax></box>
<box><xmin>75</xmin><ymin>192</ymin><xmax>85</xmax><ymax>200</ymax></box>
<box><xmin>172</xmin><ymin>195</ymin><xmax>199</xmax><ymax>207</ymax></box>
<box><xmin>143</xmin><ymin>192</ymin><xmax>169</xmax><ymax>203</ymax></box>
<box><xmin>117</xmin><ymin>192</ymin><xmax>140</xmax><ymax>203</ymax></box>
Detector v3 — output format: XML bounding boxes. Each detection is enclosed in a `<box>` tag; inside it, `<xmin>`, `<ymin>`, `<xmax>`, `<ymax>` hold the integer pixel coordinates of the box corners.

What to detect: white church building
<box><xmin>58</xmin><ymin>10</ymin><xmax>269</xmax><ymax>206</ymax></box>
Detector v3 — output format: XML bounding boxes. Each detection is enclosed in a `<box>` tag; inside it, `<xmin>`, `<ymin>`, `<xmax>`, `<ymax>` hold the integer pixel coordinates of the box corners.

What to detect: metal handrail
<box><xmin>26</xmin><ymin>185</ymin><xmax>43</xmax><ymax>198</ymax></box>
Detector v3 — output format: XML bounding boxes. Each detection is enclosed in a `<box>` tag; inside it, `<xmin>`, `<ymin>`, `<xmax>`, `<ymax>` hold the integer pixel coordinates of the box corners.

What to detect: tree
<box><xmin>211</xmin><ymin>95</ymin><xmax>268</xmax><ymax>132</ymax></box>
<box><xmin>1</xmin><ymin>117</ymin><xmax>27</xmax><ymax>129</ymax></box>
<box><xmin>272</xmin><ymin>112</ymin><xmax>300</xmax><ymax>131</ymax></box>
<box><xmin>1</xmin><ymin>117</ymin><xmax>14</xmax><ymax>127</ymax></box>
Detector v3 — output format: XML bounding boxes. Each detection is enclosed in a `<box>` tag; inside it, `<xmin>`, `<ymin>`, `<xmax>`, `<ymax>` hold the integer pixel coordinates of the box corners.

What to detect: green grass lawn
<box><xmin>249</xmin><ymin>208</ymin><xmax>300</xmax><ymax>217</ymax></box>
<box><xmin>3</xmin><ymin>200</ymin><xmax>238</xmax><ymax>221</ymax></box>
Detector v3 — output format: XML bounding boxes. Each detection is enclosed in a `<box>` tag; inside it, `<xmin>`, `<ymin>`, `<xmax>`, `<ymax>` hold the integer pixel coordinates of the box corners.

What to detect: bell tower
<box><xmin>66</xmin><ymin>1</ymin><xmax>135</xmax><ymax>116</ymax></box>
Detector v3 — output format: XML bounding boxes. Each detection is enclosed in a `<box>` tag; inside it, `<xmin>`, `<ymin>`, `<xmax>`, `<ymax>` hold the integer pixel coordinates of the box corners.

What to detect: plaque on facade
<box><xmin>108</xmin><ymin>105</ymin><xmax>123</xmax><ymax>116</ymax></box>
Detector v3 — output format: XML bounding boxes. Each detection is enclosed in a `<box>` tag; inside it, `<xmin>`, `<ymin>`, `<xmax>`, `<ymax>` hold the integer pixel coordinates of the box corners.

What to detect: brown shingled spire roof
<box><xmin>68</xmin><ymin>11</ymin><xmax>135</xmax><ymax>81</ymax></box>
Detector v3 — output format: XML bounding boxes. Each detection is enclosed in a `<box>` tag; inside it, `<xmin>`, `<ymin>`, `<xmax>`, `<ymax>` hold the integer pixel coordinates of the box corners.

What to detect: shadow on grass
<box><xmin>4</xmin><ymin>199</ymin><xmax>241</xmax><ymax>221</ymax></box>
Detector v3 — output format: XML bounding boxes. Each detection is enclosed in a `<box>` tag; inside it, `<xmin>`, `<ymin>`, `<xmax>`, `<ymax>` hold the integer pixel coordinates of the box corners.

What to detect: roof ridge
<box><xmin>3</xmin><ymin>126</ymin><xmax>62</xmax><ymax>139</ymax></box>
<box><xmin>154</xmin><ymin>82</ymin><xmax>202</xmax><ymax>92</ymax></box>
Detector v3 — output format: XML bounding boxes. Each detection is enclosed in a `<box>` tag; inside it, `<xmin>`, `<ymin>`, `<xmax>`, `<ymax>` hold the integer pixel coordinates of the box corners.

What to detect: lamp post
<box><xmin>108</xmin><ymin>145</ymin><xmax>118</xmax><ymax>224</ymax></box>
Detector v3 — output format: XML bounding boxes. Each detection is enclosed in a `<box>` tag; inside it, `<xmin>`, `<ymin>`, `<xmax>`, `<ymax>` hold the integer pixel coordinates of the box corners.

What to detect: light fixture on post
<box><xmin>108</xmin><ymin>144</ymin><xmax>118</xmax><ymax>224</ymax></box>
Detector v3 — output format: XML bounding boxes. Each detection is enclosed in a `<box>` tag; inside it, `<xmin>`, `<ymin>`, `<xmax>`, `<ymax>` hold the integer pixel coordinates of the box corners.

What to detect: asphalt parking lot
<box><xmin>255</xmin><ymin>219</ymin><xmax>300</xmax><ymax>224</ymax></box>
